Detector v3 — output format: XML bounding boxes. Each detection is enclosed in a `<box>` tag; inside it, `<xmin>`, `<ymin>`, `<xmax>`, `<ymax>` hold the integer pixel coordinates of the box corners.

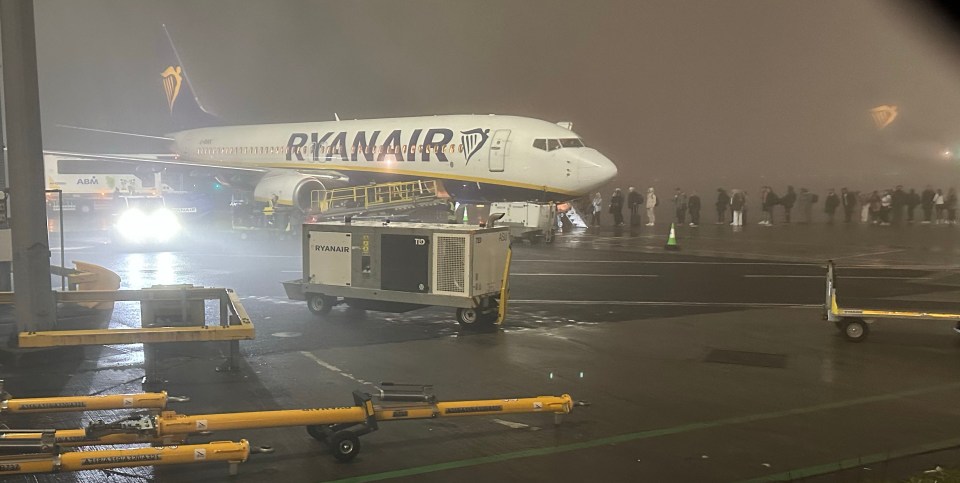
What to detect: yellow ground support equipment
<box><xmin>64</xmin><ymin>261</ymin><xmax>122</xmax><ymax>310</ymax></box>
<box><xmin>16</xmin><ymin>287</ymin><xmax>253</xmax><ymax>347</ymax></box>
<box><xmin>286</xmin><ymin>221</ymin><xmax>511</xmax><ymax>329</ymax></box>
<box><xmin>1</xmin><ymin>388</ymin><xmax>187</xmax><ymax>414</ymax></box>
<box><xmin>0</xmin><ymin>431</ymin><xmax>255</xmax><ymax>476</ymax></box>
<box><xmin>11</xmin><ymin>287</ymin><xmax>254</xmax><ymax>382</ymax></box>
<box><xmin>824</xmin><ymin>259</ymin><xmax>960</xmax><ymax>342</ymax></box>
<box><xmin>41</xmin><ymin>385</ymin><xmax>587</xmax><ymax>462</ymax></box>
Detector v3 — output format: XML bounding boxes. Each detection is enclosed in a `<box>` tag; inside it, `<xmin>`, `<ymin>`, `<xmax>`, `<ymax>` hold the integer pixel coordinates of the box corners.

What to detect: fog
<box><xmin>29</xmin><ymin>0</ymin><xmax>960</xmax><ymax>199</ymax></box>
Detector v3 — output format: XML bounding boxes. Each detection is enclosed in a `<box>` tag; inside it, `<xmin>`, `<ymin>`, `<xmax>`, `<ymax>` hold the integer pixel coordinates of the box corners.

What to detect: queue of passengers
<box><xmin>589</xmin><ymin>185</ymin><xmax>960</xmax><ymax>228</ymax></box>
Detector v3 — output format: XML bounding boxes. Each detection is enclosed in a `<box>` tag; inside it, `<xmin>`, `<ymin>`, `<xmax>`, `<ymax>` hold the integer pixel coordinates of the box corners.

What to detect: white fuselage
<box><xmin>171</xmin><ymin>114</ymin><xmax>617</xmax><ymax>203</ymax></box>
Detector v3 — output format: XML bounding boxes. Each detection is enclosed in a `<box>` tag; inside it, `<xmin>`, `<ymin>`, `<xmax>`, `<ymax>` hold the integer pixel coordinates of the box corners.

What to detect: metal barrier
<box><xmin>1</xmin><ymin>286</ymin><xmax>255</xmax><ymax>381</ymax></box>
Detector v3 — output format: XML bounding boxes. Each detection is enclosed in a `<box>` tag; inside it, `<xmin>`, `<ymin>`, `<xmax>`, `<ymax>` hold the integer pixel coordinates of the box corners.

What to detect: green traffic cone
<box><xmin>664</xmin><ymin>223</ymin><xmax>680</xmax><ymax>251</ymax></box>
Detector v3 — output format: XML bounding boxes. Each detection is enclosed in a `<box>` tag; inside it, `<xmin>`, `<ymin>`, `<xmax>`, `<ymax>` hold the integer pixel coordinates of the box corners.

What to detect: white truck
<box><xmin>488</xmin><ymin>202</ymin><xmax>557</xmax><ymax>243</ymax></box>
<box><xmin>44</xmin><ymin>155</ymin><xmax>163</xmax><ymax>213</ymax></box>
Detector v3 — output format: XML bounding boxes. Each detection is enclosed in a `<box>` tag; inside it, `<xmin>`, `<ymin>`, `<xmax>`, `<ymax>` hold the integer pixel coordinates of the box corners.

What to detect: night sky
<box><xmin>29</xmin><ymin>0</ymin><xmax>960</xmax><ymax>197</ymax></box>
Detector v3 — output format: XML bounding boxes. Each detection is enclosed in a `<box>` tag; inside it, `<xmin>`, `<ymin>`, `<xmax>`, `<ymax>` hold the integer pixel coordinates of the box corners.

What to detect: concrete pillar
<box><xmin>1</xmin><ymin>0</ymin><xmax>56</xmax><ymax>331</ymax></box>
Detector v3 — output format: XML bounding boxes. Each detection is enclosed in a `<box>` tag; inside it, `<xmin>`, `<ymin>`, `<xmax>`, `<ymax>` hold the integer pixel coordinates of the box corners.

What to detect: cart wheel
<box><xmin>307</xmin><ymin>294</ymin><xmax>334</xmax><ymax>315</ymax></box>
<box><xmin>306</xmin><ymin>425</ymin><xmax>328</xmax><ymax>443</ymax></box>
<box><xmin>456</xmin><ymin>308</ymin><xmax>480</xmax><ymax>327</ymax></box>
<box><xmin>329</xmin><ymin>430</ymin><xmax>360</xmax><ymax>462</ymax></box>
<box><xmin>842</xmin><ymin>318</ymin><xmax>868</xmax><ymax>342</ymax></box>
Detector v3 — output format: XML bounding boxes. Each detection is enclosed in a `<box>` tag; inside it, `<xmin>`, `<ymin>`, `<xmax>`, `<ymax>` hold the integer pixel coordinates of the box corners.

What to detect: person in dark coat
<box><xmin>688</xmin><ymin>191</ymin><xmax>701</xmax><ymax>227</ymax></box>
<box><xmin>841</xmin><ymin>187</ymin><xmax>856</xmax><ymax>223</ymax></box>
<box><xmin>627</xmin><ymin>186</ymin><xmax>642</xmax><ymax>226</ymax></box>
<box><xmin>906</xmin><ymin>188</ymin><xmax>920</xmax><ymax>223</ymax></box>
<box><xmin>921</xmin><ymin>185</ymin><xmax>935</xmax><ymax>223</ymax></box>
<box><xmin>730</xmin><ymin>189</ymin><xmax>745</xmax><ymax>226</ymax></box>
<box><xmin>609</xmin><ymin>188</ymin><xmax>624</xmax><ymax>226</ymax></box>
<box><xmin>760</xmin><ymin>186</ymin><xmax>779</xmax><ymax>225</ymax></box>
<box><xmin>715</xmin><ymin>188</ymin><xmax>730</xmax><ymax>224</ymax></box>
<box><xmin>672</xmin><ymin>188</ymin><xmax>687</xmax><ymax>225</ymax></box>
<box><xmin>781</xmin><ymin>186</ymin><xmax>796</xmax><ymax>223</ymax></box>
<box><xmin>824</xmin><ymin>189</ymin><xmax>840</xmax><ymax>223</ymax></box>
<box><xmin>891</xmin><ymin>185</ymin><xmax>906</xmax><ymax>225</ymax></box>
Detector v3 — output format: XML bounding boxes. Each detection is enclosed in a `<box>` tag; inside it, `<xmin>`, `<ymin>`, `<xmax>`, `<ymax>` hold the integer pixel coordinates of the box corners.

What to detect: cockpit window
<box><xmin>536</xmin><ymin>138</ymin><xmax>585</xmax><ymax>151</ymax></box>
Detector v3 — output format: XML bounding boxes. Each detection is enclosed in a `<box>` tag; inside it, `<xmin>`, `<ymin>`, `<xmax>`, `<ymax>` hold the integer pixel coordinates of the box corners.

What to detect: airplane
<box><xmin>50</xmin><ymin>26</ymin><xmax>619</xmax><ymax>212</ymax></box>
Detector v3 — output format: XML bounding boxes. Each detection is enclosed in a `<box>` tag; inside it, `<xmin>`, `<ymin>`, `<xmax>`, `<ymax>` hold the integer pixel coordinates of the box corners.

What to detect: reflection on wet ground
<box><xmin>4</xmin><ymin>214</ymin><xmax>960</xmax><ymax>482</ymax></box>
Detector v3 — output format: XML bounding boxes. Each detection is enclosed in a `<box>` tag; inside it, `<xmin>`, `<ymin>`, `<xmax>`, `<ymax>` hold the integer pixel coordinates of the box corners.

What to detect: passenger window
<box><xmin>533</xmin><ymin>139</ymin><xmax>546</xmax><ymax>151</ymax></box>
<box><xmin>547</xmin><ymin>139</ymin><xmax>560</xmax><ymax>151</ymax></box>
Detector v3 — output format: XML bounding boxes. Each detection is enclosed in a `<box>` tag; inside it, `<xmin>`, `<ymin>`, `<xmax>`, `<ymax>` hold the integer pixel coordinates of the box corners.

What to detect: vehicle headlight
<box><xmin>116</xmin><ymin>208</ymin><xmax>180</xmax><ymax>243</ymax></box>
<box><xmin>116</xmin><ymin>209</ymin><xmax>147</xmax><ymax>242</ymax></box>
<box><xmin>151</xmin><ymin>208</ymin><xmax>180</xmax><ymax>242</ymax></box>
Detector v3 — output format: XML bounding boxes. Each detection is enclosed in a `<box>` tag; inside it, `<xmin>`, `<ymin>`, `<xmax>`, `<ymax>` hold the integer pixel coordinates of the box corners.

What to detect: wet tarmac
<box><xmin>5</xmin><ymin>215</ymin><xmax>960</xmax><ymax>482</ymax></box>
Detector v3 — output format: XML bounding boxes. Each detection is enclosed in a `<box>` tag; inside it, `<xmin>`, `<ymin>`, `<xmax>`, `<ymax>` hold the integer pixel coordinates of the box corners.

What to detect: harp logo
<box><xmin>460</xmin><ymin>128</ymin><xmax>490</xmax><ymax>165</ymax></box>
<box><xmin>870</xmin><ymin>105</ymin><xmax>898</xmax><ymax>130</ymax></box>
<box><xmin>161</xmin><ymin>65</ymin><xmax>183</xmax><ymax>113</ymax></box>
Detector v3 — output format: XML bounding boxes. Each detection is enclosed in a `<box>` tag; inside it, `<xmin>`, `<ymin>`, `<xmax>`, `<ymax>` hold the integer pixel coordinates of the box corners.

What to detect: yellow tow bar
<box><xmin>0</xmin><ymin>434</ymin><xmax>257</xmax><ymax>476</ymax></box>
<box><xmin>29</xmin><ymin>387</ymin><xmax>586</xmax><ymax>462</ymax></box>
<box><xmin>1</xmin><ymin>390</ymin><xmax>187</xmax><ymax>414</ymax></box>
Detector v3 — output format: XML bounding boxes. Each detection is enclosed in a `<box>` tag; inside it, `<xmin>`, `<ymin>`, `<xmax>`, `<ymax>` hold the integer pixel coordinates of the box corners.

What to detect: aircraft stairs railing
<box><xmin>308</xmin><ymin>180</ymin><xmax>444</xmax><ymax>220</ymax></box>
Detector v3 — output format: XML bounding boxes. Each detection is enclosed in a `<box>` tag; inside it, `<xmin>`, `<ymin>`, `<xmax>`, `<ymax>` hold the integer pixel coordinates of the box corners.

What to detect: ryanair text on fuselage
<box><xmin>285</xmin><ymin>128</ymin><xmax>486</xmax><ymax>164</ymax></box>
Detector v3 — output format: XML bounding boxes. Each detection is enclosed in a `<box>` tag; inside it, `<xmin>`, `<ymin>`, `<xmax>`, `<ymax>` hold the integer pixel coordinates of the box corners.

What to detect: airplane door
<box><xmin>488</xmin><ymin>129</ymin><xmax>510</xmax><ymax>172</ymax></box>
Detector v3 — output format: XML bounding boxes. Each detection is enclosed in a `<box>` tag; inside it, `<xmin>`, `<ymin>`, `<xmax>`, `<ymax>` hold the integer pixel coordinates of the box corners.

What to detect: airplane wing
<box><xmin>43</xmin><ymin>150</ymin><xmax>267</xmax><ymax>173</ymax></box>
<box><xmin>44</xmin><ymin>149</ymin><xmax>351</xmax><ymax>181</ymax></box>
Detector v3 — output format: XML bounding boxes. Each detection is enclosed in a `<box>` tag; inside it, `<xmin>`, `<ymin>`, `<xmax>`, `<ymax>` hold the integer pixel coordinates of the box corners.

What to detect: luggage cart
<box><xmin>824</xmin><ymin>260</ymin><xmax>960</xmax><ymax>342</ymax></box>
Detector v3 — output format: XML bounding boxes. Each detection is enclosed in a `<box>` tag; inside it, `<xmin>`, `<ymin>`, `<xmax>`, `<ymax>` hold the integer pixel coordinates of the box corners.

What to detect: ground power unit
<box><xmin>284</xmin><ymin>221</ymin><xmax>512</xmax><ymax>328</ymax></box>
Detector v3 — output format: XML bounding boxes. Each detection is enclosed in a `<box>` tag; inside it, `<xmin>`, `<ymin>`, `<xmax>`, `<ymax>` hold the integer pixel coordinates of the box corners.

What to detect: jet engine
<box><xmin>253</xmin><ymin>172</ymin><xmax>349</xmax><ymax>212</ymax></box>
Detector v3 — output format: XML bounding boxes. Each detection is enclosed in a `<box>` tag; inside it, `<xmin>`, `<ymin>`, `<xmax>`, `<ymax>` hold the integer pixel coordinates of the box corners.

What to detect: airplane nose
<box><xmin>578</xmin><ymin>150</ymin><xmax>618</xmax><ymax>190</ymax></box>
